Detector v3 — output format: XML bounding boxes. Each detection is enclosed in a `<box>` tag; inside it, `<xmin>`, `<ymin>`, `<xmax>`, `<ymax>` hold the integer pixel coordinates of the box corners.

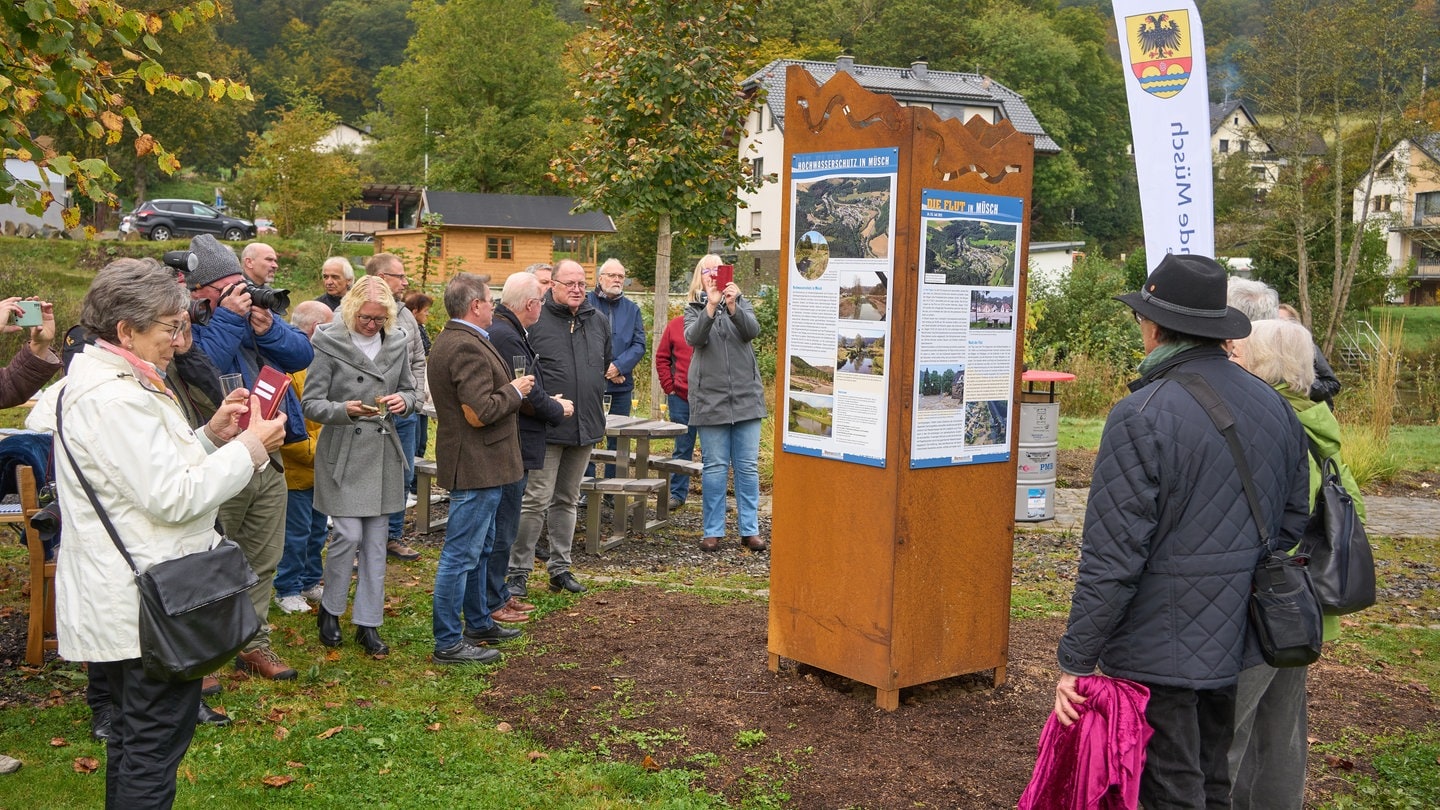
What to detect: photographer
<box><xmin>2</xmin><ymin>296</ymin><xmax>61</xmax><ymax>408</ymax></box>
<box><xmin>184</xmin><ymin>234</ymin><xmax>312</xmax><ymax>681</ymax></box>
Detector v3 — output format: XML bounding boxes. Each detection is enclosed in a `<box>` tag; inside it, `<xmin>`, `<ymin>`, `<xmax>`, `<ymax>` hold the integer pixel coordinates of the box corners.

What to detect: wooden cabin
<box><xmin>375</xmin><ymin>191</ymin><xmax>616</xmax><ymax>288</ymax></box>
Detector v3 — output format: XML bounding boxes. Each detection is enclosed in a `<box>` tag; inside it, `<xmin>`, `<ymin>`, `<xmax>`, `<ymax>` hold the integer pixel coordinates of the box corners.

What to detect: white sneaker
<box><xmin>406</xmin><ymin>494</ymin><xmax>418</xmax><ymax>509</ymax></box>
<box><xmin>300</xmin><ymin>584</ymin><xmax>324</xmax><ymax>602</ymax></box>
<box><xmin>274</xmin><ymin>594</ymin><xmax>312</xmax><ymax>614</ymax></box>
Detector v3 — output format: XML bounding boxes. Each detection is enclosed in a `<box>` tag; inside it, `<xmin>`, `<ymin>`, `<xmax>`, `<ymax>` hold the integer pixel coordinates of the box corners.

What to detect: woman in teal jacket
<box><xmin>1227</xmin><ymin>317</ymin><xmax>1366</xmax><ymax>810</ymax></box>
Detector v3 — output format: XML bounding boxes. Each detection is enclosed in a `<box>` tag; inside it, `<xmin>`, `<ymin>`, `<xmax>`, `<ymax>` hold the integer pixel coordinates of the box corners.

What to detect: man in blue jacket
<box><xmin>186</xmin><ymin>234</ymin><xmax>312</xmax><ymax>681</ymax></box>
<box><xmin>586</xmin><ymin>258</ymin><xmax>645</xmax><ymax>481</ymax></box>
<box><xmin>1052</xmin><ymin>254</ymin><xmax>1309</xmax><ymax>809</ymax></box>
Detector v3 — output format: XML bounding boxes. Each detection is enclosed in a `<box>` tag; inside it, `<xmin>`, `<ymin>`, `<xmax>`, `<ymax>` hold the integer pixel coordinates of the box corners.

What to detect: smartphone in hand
<box><xmin>15</xmin><ymin>300</ymin><xmax>43</xmax><ymax>327</ymax></box>
<box><xmin>716</xmin><ymin>264</ymin><xmax>734</xmax><ymax>289</ymax></box>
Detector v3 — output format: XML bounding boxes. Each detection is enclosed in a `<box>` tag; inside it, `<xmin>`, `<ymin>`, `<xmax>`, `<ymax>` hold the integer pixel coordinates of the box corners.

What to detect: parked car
<box><xmin>255</xmin><ymin>217</ymin><xmax>277</xmax><ymax>235</ymax></box>
<box><xmin>125</xmin><ymin>199</ymin><xmax>257</xmax><ymax>241</ymax></box>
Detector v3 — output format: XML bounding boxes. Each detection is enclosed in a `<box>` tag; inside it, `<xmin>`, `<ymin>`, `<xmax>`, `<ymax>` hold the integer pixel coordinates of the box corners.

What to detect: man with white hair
<box><xmin>315</xmin><ymin>257</ymin><xmax>354</xmax><ymax>310</ymax></box>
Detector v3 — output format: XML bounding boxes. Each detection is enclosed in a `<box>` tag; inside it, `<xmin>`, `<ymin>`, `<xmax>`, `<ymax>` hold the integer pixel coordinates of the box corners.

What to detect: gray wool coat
<box><xmin>302</xmin><ymin>321</ymin><xmax>418</xmax><ymax>517</ymax></box>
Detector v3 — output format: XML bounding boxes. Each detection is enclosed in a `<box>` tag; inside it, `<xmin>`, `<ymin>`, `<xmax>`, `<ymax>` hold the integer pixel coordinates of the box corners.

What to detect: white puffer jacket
<box><xmin>26</xmin><ymin>346</ymin><xmax>257</xmax><ymax>662</ymax></box>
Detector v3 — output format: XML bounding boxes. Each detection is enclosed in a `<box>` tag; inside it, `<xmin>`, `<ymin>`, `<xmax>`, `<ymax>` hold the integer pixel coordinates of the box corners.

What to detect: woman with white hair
<box><xmin>303</xmin><ymin>275</ymin><xmax>418</xmax><ymax>657</ymax></box>
<box><xmin>1227</xmin><ymin>317</ymin><xmax>1365</xmax><ymax>809</ymax></box>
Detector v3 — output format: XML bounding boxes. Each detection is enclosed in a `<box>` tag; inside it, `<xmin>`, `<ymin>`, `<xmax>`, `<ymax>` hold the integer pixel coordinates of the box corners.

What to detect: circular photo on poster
<box><xmin>794</xmin><ymin>230</ymin><xmax>829</xmax><ymax>281</ymax></box>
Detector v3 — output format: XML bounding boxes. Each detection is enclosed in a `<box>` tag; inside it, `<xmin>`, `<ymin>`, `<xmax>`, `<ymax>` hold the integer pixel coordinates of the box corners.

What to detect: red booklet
<box><xmin>237</xmin><ymin>365</ymin><xmax>291</xmax><ymax>429</ymax></box>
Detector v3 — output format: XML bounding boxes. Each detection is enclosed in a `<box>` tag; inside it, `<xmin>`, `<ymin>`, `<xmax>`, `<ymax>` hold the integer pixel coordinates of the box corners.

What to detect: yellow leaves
<box><xmin>13</xmin><ymin>88</ymin><xmax>42</xmax><ymax>114</ymax></box>
<box><xmin>99</xmin><ymin>110</ymin><xmax>123</xmax><ymax>131</ymax></box>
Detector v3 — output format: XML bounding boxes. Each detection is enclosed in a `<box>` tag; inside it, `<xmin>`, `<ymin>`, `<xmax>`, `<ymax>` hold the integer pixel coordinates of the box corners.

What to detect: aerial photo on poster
<box><xmin>837</xmin><ymin>270</ymin><xmax>888</xmax><ymax>321</ymax></box>
<box><xmin>782</xmin><ymin>147</ymin><xmax>898</xmax><ymax>468</ymax></box>
<box><xmin>923</xmin><ymin>217</ymin><xmax>1018</xmax><ymax>287</ymax></box>
<box><xmin>965</xmin><ymin>399</ymin><xmax>1010</xmax><ymax>446</ymax></box>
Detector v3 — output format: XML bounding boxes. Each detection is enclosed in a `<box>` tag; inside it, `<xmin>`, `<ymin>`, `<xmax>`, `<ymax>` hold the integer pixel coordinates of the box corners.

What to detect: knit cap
<box><xmin>185</xmin><ymin>234</ymin><xmax>243</xmax><ymax>290</ymax></box>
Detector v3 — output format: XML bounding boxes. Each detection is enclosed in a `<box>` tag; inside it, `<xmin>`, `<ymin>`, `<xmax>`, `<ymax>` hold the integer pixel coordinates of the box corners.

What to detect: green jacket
<box><xmin>1281</xmin><ymin>384</ymin><xmax>1366</xmax><ymax>641</ymax></box>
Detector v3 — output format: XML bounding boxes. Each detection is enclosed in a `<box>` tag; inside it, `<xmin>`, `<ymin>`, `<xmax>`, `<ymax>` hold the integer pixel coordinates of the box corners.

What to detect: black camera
<box><xmin>163</xmin><ymin>250</ymin><xmax>198</xmax><ymax>277</ymax></box>
<box><xmin>229</xmin><ymin>280</ymin><xmax>291</xmax><ymax>313</ymax></box>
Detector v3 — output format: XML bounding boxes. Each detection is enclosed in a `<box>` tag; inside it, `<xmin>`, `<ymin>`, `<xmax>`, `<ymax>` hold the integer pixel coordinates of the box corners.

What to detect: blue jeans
<box><xmin>389</xmin><ymin>412</ymin><xmax>418</xmax><ymax>537</ymax></box>
<box><xmin>586</xmin><ymin>390</ymin><xmax>632</xmax><ymax>479</ymax></box>
<box><xmin>488</xmin><ymin>474</ymin><xmax>527</xmax><ymax>614</ymax></box>
<box><xmin>667</xmin><ymin>394</ymin><xmax>697</xmax><ymax>503</ymax></box>
<box><xmin>431</xmin><ymin>485</ymin><xmax>502</xmax><ymax>650</ymax></box>
<box><xmin>275</xmin><ymin>486</ymin><xmax>327</xmax><ymax>597</ymax></box>
<box><xmin>697</xmin><ymin>419</ymin><xmax>761</xmax><ymax>538</ymax></box>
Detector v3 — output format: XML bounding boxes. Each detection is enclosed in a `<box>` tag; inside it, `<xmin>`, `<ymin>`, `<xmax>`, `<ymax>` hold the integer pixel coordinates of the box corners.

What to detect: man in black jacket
<box><xmin>486</xmin><ymin>273</ymin><xmax>571</xmax><ymax>618</ymax></box>
<box><xmin>1052</xmin><ymin>254</ymin><xmax>1310</xmax><ymax>809</ymax></box>
<box><xmin>505</xmin><ymin>260</ymin><xmax>610</xmax><ymax>595</ymax></box>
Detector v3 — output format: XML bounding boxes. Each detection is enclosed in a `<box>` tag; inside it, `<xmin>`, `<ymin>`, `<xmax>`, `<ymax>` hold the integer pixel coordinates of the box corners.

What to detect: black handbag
<box><xmin>57</xmin><ymin>389</ymin><xmax>260</xmax><ymax>682</ymax></box>
<box><xmin>1301</xmin><ymin>442</ymin><xmax>1376</xmax><ymax>615</ymax></box>
<box><xmin>1170</xmin><ymin>372</ymin><xmax>1324</xmax><ymax>668</ymax></box>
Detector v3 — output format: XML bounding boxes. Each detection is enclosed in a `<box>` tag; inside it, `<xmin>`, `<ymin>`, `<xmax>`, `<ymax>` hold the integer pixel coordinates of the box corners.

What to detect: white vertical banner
<box><xmin>1112</xmin><ymin>2</ymin><xmax>1213</xmax><ymax>271</ymax></box>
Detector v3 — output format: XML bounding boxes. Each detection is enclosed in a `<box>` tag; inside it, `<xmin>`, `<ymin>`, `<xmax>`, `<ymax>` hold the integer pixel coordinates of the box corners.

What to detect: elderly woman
<box><xmin>1227</xmin><ymin>318</ymin><xmax>1366</xmax><ymax>810</ymax></box>
<box><xmin>684</xmin><ymin>254</ymin><xmax>768</xmax><ymax>552</ymax></box>
<box><xmin>26</xmin><ymin>259</ymin><xmax>286</xmax><ymax>809</ymax></box>
<box><xmin>303</xmin><ymin>275</ymin><xmax>417</xmax><ymax>657</ymax></box>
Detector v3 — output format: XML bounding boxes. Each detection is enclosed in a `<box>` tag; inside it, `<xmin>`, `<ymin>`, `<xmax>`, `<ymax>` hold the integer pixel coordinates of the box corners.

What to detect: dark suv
<box><xmin>125</xmin><ymin>199</ymin><xmax>257</xmax><ymax>241</ymax></box>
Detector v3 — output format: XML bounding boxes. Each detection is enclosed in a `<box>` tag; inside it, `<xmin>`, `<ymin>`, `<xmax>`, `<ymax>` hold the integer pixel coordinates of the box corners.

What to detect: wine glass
<box><xmin>512</xmin><ymin>355</ymin><xmax>527</xmax><ymax>380</ymax></box>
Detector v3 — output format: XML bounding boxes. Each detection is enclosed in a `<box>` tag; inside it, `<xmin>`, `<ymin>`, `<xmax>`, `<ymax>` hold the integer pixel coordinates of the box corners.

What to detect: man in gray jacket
<box><xmin>506</xmin><ymin>260</ymin><xmax>610</xmax><ymax>595</ymax></box>
<box><xmin>1052</xmin><ymin>254</ymin><xmax>1310</xmax><ymax>809</ymax></box>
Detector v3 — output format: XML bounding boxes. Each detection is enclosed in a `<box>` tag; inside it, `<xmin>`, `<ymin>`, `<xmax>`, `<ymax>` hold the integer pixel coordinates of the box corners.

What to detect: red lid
<box><xmin>1022</xmin><ymin>370</ymin><xmax>1077</xmax><ymax>383</ymax></box>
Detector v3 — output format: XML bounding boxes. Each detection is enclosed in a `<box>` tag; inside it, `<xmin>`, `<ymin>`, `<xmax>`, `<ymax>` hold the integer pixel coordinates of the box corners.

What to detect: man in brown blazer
<box><xmin>426</xmin><ymin>273</ymin><xmax>534</xmax><ymax>665</ymax></box>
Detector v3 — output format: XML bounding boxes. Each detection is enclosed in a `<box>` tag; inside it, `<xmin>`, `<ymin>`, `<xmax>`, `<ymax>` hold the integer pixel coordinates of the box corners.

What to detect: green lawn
<box><xmin>1362</xmin><ymin>305</ymin><xmax>1440</xmax><ymax>352</ymax></box>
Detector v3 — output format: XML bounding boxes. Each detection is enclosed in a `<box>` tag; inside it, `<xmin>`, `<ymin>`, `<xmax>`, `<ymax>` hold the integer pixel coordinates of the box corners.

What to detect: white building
<box><xmin>317</xmin><ymin>122</ymin><xmax>374</xmax><ymax>154</ymax></box>
<box><xmin>734</xmin><ymin>57</ymin><xmax>1058</xmax><ymax>275</ymax></box>
<box><xmin>2</xmin><ymin>159</ymin><xmax>68</xmax><ymax>231</ymax></box>
<box><xmin>1353</xmin><ymin>134</ymin><xmax>1440</xmax><ymax>304</ymax></box>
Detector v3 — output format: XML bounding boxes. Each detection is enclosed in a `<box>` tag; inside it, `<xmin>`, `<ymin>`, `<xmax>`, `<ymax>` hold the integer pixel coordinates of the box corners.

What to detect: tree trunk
<box><xmin>650</xmin><ymin>211</ymin><xmax>673</xmax><ymax>418</ymax></box>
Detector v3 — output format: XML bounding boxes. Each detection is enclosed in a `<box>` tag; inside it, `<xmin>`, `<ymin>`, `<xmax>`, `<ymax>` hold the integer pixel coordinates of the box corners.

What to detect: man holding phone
<box><xmin>1</xmin><ymin>296</ymin><xmax>61</xmax><ymax>409</ymax></box>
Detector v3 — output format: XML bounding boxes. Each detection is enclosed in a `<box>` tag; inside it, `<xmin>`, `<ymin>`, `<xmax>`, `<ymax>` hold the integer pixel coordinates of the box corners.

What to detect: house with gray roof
<box><xmin>732</xmin><ymin>57</ymin><xmax>1057</xmax><ymax>272</ymax></box>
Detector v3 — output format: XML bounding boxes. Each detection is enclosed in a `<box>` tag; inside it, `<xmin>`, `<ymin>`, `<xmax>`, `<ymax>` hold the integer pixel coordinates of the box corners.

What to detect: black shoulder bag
<box><xmin>1302</xmin><ymin>440</ymin><xmax>1376</xmax><ymax>615</ymax></box>
<box><xmin>56</xmin><ymin>389</ymin><xmax>260</xmax><ymax>682</ymax></box>
<box><xmin>1170</xmin><ymin>372</ymin><xmax>1324</xmax><ymax>668</ymax></box>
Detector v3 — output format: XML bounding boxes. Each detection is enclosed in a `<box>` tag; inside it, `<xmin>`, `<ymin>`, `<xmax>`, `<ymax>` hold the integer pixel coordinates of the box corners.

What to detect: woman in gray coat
<box><xmin>684</xmin><ymin>254</ymin><xmax>768</xmax><ymax>552</ymax></box>
<box><xmin>303</xmin><ymin>276</ymin><xmax>417</xmax><ymax>656</ymax></box>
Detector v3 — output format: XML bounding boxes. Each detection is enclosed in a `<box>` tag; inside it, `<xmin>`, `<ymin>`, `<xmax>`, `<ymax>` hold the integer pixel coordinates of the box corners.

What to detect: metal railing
<box><xmin>1337</xmin><ymin>319</ymin><xmax>1382</xmax><ymax>368</ymax></box>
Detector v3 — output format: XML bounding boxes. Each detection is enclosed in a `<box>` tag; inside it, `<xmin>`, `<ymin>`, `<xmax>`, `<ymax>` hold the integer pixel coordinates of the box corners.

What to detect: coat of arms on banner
<box><xmin>1124</xmin><ymin>10</ymin><xmax>1192</xmax><ymax>99</ymax></box>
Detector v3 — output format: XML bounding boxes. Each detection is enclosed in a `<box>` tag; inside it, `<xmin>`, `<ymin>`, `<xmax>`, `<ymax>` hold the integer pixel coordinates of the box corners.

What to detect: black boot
<box><xmin>196</xmin><ymin>699</ymin><xmax>231</xmax><ymax>727</ymax></box>
<box><xmin>355</xmin><ymin>625</ymin><xmax>389</xmax><ymax>657</ymax></box>
<box><xmin>90</xmin><ymin>704</ymin><xmax>113</xmax><ymax>742</ymax></box>
<box><xmin>317</xmin><ymin>608</ymin><xmax>342</xmax><ymax>647</ymax></box>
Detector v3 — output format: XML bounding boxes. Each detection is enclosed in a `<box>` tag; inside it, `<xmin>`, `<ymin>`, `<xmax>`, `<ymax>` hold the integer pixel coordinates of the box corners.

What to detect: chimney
<box><xmin>837</xmin><ymin>54</ymin><xmax>854</xmax><ymax>74</ymax></box>
<box><xmin>911</xmin><ymin>59</ymin><xmax>928</xmax><ymax>80</ymax></box>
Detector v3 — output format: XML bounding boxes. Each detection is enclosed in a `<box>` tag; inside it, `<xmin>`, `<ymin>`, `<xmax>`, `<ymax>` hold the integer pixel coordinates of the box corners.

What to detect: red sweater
<box><xmin>655</xmin><ymin>315</ymin><xmax>693</xmax><ymax>400</ymax></box>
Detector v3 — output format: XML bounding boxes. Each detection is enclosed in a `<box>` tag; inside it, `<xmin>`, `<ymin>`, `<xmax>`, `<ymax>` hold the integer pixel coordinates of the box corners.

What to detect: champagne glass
<box><xmin>603</xmin><ymin>394</ymin><xmax>613</xmax><ymax>413</ymax></box>
<box><xmin>512</xmin><ymin>355</ymin><xmax>527</xmax><ymax>380</ymax></box>
<box><xmin>218</xmin><ymin>373</ymin><xmax>244</xmax><ymax>397</ymax></box>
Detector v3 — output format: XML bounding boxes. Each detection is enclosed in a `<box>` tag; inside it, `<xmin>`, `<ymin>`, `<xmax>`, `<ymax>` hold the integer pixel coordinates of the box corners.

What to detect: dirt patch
<box><xmin>477</xmin><ymin>584</ymin><xmax>1437</xmax><ymax>809</ymax></box>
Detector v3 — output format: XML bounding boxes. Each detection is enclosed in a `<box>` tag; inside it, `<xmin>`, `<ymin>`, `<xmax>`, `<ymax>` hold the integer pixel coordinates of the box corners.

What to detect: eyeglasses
<box><xmin>527</xmin><ymin>296</ymin><xmax>544</xmax><ymax>307</ymax></box>
<box><xmin>379</xmin><ymin>271</ymin><xmax>407</xmax><ymax>281</ymax></box>
<box><xmin>356</xmin><ymin>314</ymin><xmax>387</xmax><ymax>325</ymax></box>
<box><xmin>599</xmin><ymin>272</ymin><xmax>625</xmax><ymax>280</ymax></box>
<box><xmin>556</xmin><ymin>280</ymin><xmax>587</xmax><ymax>289</ymax></box>
<box><xmin>1133</xmin><ymin>312</ymin><xmax>1146</xmax><ymax>324</ymax></box>
<box><xmin>151</xmin><ymin>319</ymin><xmax>185</xmax><ymax>340</ymax></box>
<box><xmin>472</xmin><ymin>297</ymin><xmax>494</xmax><ymax>307</ymax></box>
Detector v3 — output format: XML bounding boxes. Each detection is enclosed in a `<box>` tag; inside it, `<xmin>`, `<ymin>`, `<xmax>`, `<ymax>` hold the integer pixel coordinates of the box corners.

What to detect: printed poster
<box><xmin>911</xmin><ymin>189</ymin><xmax>1022</xmax><ymax>468</ymax></box>
<box><xmin>781</xmin><ymin>147</ymin><xmax>898</xmax><ymax>468</ymax></box>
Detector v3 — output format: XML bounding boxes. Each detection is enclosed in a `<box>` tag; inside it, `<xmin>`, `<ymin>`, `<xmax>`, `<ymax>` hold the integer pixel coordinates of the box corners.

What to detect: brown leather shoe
<box><xmin>492</xmin><ymin>607</ymin><xmax>530</xmax><ymax>624</ymax></box>
<box><xmin>506</xmin><ymin>596</ymin><xmax>537</xmax><ymax>613</ymax></box>
<box><xmin>741</xmin><ymin>535</ymin><xmax>768</xmax><ymax>551</ymax></box>
<box><xmin>235</xmin><ymin>647</ymin><xmax>298</xmax><ymax>680</ymax></box>
<box><xmin>699</xmin><ymin>537</ymin><xmax>721</xmax><ymax>552</ymax></box>
<box><xmin>201</xmin><ymin>674</ymin><xmax>222</xmax><ymax>696</ymax></box>
<box><xmin>386</xmin><ymin>540</ymin><xmax>421</xmax><ymax>560</ymax></box>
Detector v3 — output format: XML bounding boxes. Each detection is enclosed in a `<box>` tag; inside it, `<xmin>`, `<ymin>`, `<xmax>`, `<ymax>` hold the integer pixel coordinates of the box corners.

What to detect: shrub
<box><xmin>1027</xmin><ymin>254</ymin><xmax>1140</xmax><ymax>369</ymax></box>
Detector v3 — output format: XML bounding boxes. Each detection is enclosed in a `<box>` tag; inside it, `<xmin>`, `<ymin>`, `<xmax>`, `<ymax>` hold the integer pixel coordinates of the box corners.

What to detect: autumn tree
<box><xmin>367</xmin><ymin>0</ymin><xmax>574</xmax><ymax>193</ymax></box>
<box><xmin>554</xmin><ymin>0</ymin><xmax>764</xmax><ymax>416</ymax></box>
<box><xmin>1</xmin><ymin>0</ymin><xmax>250</xmax><ymax>223</ymax></box>
<box><xmin>235</xmin><ymin>96</ymin><xmax>362</xmax><ymax>237</ymax></box>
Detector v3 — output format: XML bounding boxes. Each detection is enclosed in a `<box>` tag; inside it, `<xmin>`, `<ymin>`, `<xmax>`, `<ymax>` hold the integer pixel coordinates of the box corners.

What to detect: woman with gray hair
<box><xmin>26</xmin><ymin>258</ymin><xmax>286</xmax><ymax>808</ymax></box>
<box><xmin>303</xmin><ymin>274</ymin><xmax>417</xmax><ymax>657</ymax></box>
<box><xmin>1227</xmin><ymin>317</ymin><xmax>1365</xmax><ymax>810</ymax></box>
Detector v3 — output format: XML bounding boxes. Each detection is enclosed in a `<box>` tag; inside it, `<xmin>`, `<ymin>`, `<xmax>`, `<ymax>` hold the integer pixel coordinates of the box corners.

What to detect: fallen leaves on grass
<box><xmin>316</xmin><ymin>726</ymin><xmax>344</xmax><ymax>740</ymax></box>
<box><xmin>426</xmin><ymin>723</ymin><xmax>442</xmax><ymax>732</ymax></box>
<box><xmin>528</xmin><ymin>751</ymin><xmax>549</xmax><ymax>762</ymax></box>
<box><xmin>1323</xmin><ymin>754</ymin><xmax>1355</xmax><ymax>771</ymax></box>
<box><xmin>287</xmin><ymin>761</ymin><xmax>306</xmax><ymax>769</ymax></box>
<box><xmin>73</xmin><ymin>757</ymin><xmax>99</xmax><ymax>773</ymax></box>
<box><xmin>50</xmin><ymin>737</ymin><xmax>68</xmax><ymax>747</ymax></box>
<box><xmin>325</xmin><ymin>650</ymin><xmax>342</xmax><ymax>662</ymax></box>
<box><xmin>262</xmin><ymin>775</ymin><xmax>295</xmax><ymax>788</ymax></box>
<box><xmin>495</xmin><ymin>722</ymin><xmax>513</xmax><ymax>733</ymax></box>
<box><xmin>267</xmin><ymin>708</ymin><xmax>286</xmax><ymax>723</ymax></box>
<box><xmin>642</xmin><ymin>755</ymin><xmax>661</xmax><ymax>772</ymax></box>
<box><xmin>274</xmin><ymin>726</ymin><xmax>290</xmax><ymax>741</ymax></box>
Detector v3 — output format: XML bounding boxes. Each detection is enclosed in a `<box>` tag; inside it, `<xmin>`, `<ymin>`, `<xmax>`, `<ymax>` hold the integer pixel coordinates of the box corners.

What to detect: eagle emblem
<box><xmin>1124</xmin><ymin>10</ymin><xmax>1193</xmax><ymax>99</ymax></box>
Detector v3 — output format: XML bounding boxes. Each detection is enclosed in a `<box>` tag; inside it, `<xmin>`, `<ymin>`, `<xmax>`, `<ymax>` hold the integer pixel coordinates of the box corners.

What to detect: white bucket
<box><xmin>1017</xmin><ymin>401</ymin><xmax>1060</xmax><ymax>444</ymax></box>
<box><xmin>1016</xmin><ymin>443</ymin><xmax>1058</xmax><ymax>482</ymax></box>
<box><xmin>1015</xmin><ymin>478</ymin><xmax>1056</xmax><ymax>522</ymax></box>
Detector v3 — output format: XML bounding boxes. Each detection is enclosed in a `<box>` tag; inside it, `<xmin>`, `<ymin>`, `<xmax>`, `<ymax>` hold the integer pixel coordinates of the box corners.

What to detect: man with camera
<box><xmin>185</xmin><ymin>234</ymin><xmax>312</xmax><ymax>681</ymax></box>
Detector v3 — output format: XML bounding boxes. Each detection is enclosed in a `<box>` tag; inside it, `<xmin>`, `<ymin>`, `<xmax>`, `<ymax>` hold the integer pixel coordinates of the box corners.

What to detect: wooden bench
<box><xmin>589</xmin><ymin>448</ymin><xmax>618</xmax><ymax>466</ymax></box>
<box><xmin>648</xmin><ymin>457</ymin><xmax>702</xmax><ymax>477</ymax></box>
<box><xmin>579</xmin><ymin>476</ymin><xmax>667</xmax><ymax>554</ymax></box>
<box><xmin>2</xmin><ymin>466</ymin><xmax>56</xmax><ymax>666</ymax></box>
<box><xmin>412</xmin><ymin>459</ymin><xmax>447</xmax><ymax>535</ymax></box>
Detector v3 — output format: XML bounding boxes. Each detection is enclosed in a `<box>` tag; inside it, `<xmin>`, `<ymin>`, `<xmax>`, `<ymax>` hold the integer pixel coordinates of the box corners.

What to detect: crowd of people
<box><xmin>2</xmin><ymin>241</ymin><xmax>782</xmax><ymax>805</ymax></box>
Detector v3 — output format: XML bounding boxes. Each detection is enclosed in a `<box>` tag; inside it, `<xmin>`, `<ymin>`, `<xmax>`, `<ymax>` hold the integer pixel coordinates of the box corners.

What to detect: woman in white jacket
<box><xmin>27</xmin><ymin>259</ymin><xmax>285</xmax><ymax>810</ymax></box>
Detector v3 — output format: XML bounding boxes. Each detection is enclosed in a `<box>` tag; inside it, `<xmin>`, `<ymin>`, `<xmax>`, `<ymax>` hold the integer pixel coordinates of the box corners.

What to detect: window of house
<box><xmin>551</xmin><ymin>233</ymin><xmax>595</xmax><ymax>263</ymax></box>
<box><xmin>752</xmin><ymin>157</ymin><xmax>765</xmax><ymax>183</ymax></box>
<box><xmin>486</xmin><ymin>236</ymin><xmax>513</xmax><ymax>260</ymax></box>
<box><xmin>1371</xmin><ymin>195</ymin><xmax>1393</xmax><ymax>213</ymax></box>
<box><xmin>426</xmin><ymin>231</ymin><xmax>443</xmax><ymax>260</ymax></box>
<box><xmin>1416</xmin><ymin>191</ymin><xmax>1440</xmax><ymax>225</ymax></box>
<box><xmin>750</xmin><ymin>212</ymin><xmax>762</xmax><ymax>238</ymax></box>
<box><xmin>1250</xmin><ymin>166</ymin><xmax>1267</xmax><ymax>180</ymax></box>
<box><xmin>1219</xmin><ymin>139</ymin><xmax>1229</xmax><ymax>153</ymax></box>
<box><xmin>1238</xmin><ymin>141</ymin><xmax>1249</xmax><ymax>153</ymax></box>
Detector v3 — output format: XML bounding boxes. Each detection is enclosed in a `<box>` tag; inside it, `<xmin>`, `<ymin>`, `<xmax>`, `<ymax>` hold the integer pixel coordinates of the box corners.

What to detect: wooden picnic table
<box><xmin>584</xmin><ymin>413</ymin><xmax>689</xmax><ymax>553</ymax></box>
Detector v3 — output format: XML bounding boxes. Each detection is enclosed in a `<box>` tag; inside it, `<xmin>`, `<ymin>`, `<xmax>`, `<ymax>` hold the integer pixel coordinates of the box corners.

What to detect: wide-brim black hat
<box><xmin>1114</xmin><ymin>253</ymin><xmax>1251</xmax><ymax>340</ymax></box>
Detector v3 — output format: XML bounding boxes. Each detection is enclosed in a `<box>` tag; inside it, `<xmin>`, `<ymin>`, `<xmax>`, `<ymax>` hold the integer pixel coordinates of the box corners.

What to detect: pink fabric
<box><xmin>1017</xmin><ymin>676</ymin><xmax>1153</xmax><ymax>810</ymax></box>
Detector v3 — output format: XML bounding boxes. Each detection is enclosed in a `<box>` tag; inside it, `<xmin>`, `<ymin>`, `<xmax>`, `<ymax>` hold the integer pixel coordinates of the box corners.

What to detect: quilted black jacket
<box><xmin>1057</xmin><ymin>346</ymin><xmax>1309</xmax><ymax>689</ymax></box>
